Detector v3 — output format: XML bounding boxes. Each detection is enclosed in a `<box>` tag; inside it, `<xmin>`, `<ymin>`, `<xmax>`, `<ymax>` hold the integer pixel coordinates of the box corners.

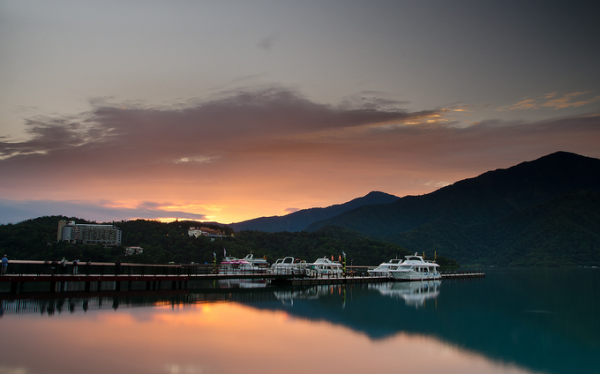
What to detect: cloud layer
<box><xmin>1</xmin><ymin>87</ymin><xmax>600</xmax><ymax>224</ymax></box>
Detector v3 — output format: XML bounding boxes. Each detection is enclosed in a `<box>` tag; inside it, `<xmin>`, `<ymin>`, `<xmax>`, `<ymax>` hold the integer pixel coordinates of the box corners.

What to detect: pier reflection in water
<box><xmin>0</xmin><ymin>268</ymin><xmax>597</xmax><ymax>374</ymax></box>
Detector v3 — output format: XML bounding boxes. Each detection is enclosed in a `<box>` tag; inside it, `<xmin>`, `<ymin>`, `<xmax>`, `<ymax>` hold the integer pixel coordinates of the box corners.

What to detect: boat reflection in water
<box><xmin>369</xmin><ymin>281</ymin><xmax>441</xmax><ymax>308</ymax></box>
<box><xmin>217</xmin><ymin>278</ymin><xmax>270</xmax><ymax>289</ymax></box>
<box><xmin>273</xmin><ymin>284</ymin><xmax>333</xmax><ymax>306</ymax></box>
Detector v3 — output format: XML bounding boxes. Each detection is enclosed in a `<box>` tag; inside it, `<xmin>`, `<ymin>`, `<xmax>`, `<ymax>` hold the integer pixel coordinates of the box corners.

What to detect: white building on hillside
<box><xmin>57</xmin><ymin>220</ymin><xmax>122</xmax><ymax>247</ymax></box>
<box><xmin>188</xmin><ymin>226</ymin><xmax>227</xmax><ymax>238</ymax></box>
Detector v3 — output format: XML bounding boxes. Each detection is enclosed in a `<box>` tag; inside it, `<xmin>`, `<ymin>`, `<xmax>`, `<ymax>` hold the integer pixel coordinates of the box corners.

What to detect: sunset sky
<box><xmin>1</xmin><ymin>0</ymin><xmax>600</xmax><ymax>225</ymax></box>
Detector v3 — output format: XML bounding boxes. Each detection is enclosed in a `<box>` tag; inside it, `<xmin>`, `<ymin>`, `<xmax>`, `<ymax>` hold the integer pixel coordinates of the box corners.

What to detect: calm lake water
<box><xmin>0</xmin><ymin>268</ymin><xmax>598</xmax><ymax>374</ymax></box>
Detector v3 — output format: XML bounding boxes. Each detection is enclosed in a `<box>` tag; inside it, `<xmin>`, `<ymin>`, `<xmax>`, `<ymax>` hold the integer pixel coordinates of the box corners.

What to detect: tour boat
<box><xmin>270</xmin><ymin>257</ymin><xmax>308</xmax><ymax>275</ymax></box>
<box><xmin>242</xmin><ymin>254</ymin><xmax>269</xmax><ymax>272</ymax></box>
<box><xmin>368</xmin><ymin>258</ymin><xmax>404</xmax><ymax>277</ymax></box>
<box><xmin>306</xmin><ymin>257</ymin><xmax>344</xmax><ymax>277</ymax></box>
<box><xmin>220</xmin><ymin>256</ymin><xmax>264</xmax><ymax>274</ymax></box>
<box><xmin>389</xmin><ymin>253</ymin><xmax>441</xmax><ymax>281</ymax></box>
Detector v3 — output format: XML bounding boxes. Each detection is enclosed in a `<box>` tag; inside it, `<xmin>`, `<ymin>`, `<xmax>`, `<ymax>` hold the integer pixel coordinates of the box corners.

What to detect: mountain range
<box><xmin>228</xmin><ymin>190</ymin><xmax>399</xmax><ymax>232</ymax></box>
<box><xmin>228</xmin><ymin>151</ymin><xmax>600</xmax><ymax>266</ymax></box>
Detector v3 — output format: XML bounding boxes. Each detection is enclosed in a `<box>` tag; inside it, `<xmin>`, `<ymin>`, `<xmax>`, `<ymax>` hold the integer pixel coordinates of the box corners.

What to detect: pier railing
<box><xmin>2</xmin><ymin>261</ymin><xmax>485</xmax><ymax>279</ymax></box>
<box><xmin>1</xmin><ymin>260</ymin><xmax>217</xmax><ymax>277</ymax></box>
<box><xmin>441</xmin><ymin>270</ymin><xmax>485</xmax><ymax>279</ymax></box>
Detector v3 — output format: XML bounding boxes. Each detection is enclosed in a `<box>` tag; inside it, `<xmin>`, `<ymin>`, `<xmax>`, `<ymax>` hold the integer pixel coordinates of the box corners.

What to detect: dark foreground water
<box><xmin>0</xmin><ymin>268</ymin><xmax>598</xmax><ymax>374</ymax></box>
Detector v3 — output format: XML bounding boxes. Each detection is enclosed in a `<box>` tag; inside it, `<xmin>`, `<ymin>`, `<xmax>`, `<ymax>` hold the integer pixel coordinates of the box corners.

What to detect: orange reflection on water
<box><xmin>0</xmin><ymin>302</ymin><xmax>536</xmax><ymax>374</ymax></box>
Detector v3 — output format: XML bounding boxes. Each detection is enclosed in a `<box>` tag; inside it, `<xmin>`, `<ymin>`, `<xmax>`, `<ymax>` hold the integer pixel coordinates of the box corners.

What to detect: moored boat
<box><xmin>389</xmin><ymin>253</ymin><xmax>441</xmax><ymax>281</ymax></box>
<box><xmin>220</xmin><ymin>256</ymin><xmax>264</xmax><ymax>274</ymax></box>
<box><xmin>368</xmin><ymin>258</ymin><xmax>404</xmax><ymax>277</ymax></box>
<box><xmin>306</xmin><ymin>257</ymin><xmax>344</xmax><ymax>277</ymax></box>
<box><xmin>270</xmin><ymin>257</ymin><xmax>308</xmax><ymax>275</ymax></box>
<box><xmin>242</xmin><ymin>254</ymin><xmax>269</xmax><ymax>272</ymax></box>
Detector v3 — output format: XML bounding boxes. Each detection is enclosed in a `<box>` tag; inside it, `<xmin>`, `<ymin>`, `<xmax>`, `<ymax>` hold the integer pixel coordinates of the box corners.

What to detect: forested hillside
<box><xmin>0</xmin><ymin>216</ymin><xmax>458</xmax><ymax>268</ymax></box>
<box><xmin>382</xmin><ymin>190</ymin><xmax>600</xmax><ymax>266</ymax></box>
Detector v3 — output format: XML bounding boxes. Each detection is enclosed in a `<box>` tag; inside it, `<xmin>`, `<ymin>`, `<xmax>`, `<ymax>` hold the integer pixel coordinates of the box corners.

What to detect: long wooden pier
<box><xmin>0</xmin><ymin>260</ymin><xmax>484</xmax><ymax>297</ymax></box>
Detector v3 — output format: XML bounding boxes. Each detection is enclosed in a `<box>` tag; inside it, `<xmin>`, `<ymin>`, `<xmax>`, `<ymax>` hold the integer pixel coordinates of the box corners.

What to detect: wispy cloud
<box><xmin>0</xmin><ymin>87</ymin><xmax>434</xmax><ymax>163</ymax></box>
<box><xmin>174</xmin><ymin>156</ymin><xmax>218</xmax><ymax>164</ymax></box>
<box><xmin>498</xmin><ymin>91</ymin><xmax>600</xmax><ymax>111</ymax></box>
<box><xmin>542</xmin><ymin>92</ymin><xmax>600</xmax><ymax>109</ymax></box>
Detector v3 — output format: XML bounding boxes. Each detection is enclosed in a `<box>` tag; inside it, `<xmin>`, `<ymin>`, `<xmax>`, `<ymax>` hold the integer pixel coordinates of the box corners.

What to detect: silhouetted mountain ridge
<box><xmin>228</xmin><ymin>191</ymin><xmax>399</xmax><ymax>232</ymax></box>
<box><xmin>306</xmin><ymin>151</ymin><xmax>600</xmax><ymax>235</ymax></box>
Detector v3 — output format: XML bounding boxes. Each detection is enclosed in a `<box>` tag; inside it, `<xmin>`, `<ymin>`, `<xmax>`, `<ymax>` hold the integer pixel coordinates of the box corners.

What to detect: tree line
<box><xmin>0</xmin><ymin>216</ymin><xmax>459</xmax><ymax>268</ymax></box>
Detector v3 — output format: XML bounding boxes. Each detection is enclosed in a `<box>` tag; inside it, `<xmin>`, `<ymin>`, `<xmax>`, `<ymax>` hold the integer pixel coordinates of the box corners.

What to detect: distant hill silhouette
<box><xmin>305</xmin><ymin>152</ymin><xmax>600</xmax><ymax>266</ymax></box>
<box><xmin>227</xmin><ymin>191</ymin><xmax>399</xmax><ymax>232</ymax></box>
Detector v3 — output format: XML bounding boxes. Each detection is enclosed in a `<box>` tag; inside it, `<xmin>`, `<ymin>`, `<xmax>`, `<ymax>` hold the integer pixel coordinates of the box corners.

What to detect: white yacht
<box><xmin>242</xmin><ymin>254</ymin><xmax>269</xmax><ymax>272</ymax></box>
<box><xmin>220</xmin><ymin>256</ymin><xmax>264</xmax><ymax>274</ymax></box>
<box><xmin>368</xmin><ymin>258</ymin><xmax>404</xmax><ymax>277</ymax></box>
<box><xmin>306</xmin><ymin>257</ymin><xmax>344</xmax><ymax>277</ymax></box>
<box><xmin>389</xmin><ymin>253</ymin><xmax>441</xmax><ymax>281</ymax></box>
<box><xmin>270</xmin><ymin>257</ymin><xmax>308</xmax><ymax>275</ymax></box>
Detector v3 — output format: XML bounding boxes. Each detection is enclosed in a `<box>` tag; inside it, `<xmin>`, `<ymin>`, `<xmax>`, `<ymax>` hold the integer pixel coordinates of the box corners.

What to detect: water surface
<box><xmin>0</xmin><ymin>268</ymin><xmax>597</xmax><ymax>374</ymax></box>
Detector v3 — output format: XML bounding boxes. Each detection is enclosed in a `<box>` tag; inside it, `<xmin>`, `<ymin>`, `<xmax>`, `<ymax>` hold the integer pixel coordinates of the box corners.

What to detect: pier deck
<box><xmin>0</xmin><ymin>260</ymin><xmax>484</xmax><ymax>296</ymax></box>
<box><xmin>441</xmin><ymin>271</ymin><xmax>485</xmax><ymax>279</ymax></box>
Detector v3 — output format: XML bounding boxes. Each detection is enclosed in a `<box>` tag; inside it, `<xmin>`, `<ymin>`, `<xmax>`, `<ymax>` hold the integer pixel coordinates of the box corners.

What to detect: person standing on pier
<box><xmin>1</xmin><ymin>255</ymin><xmax>8</xmax><ymax>275</ymax></box>
<box><xmin>60</xmin><ymin>257</ymin><xmax>67</xmax><ymax>274</ymax></box>
<box><xmin>72</xmin><ymin>259</ymin><xmax>79</xmax><ymax>275</ymax></box>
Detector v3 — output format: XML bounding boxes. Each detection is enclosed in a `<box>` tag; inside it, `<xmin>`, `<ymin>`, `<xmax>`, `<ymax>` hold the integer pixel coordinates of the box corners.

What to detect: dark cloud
<box><xmin>2</xmin><ymin>88</ymin><xmax>599</xmax><ymax>176</ymax></box>
<box><xmin>0</xmin><ymin>199</ymin><xmax>208</xmax><ymax>225</ymax></box>
<box><xmin>0</xmin><ymin>87</ymin><xmax>427</xmax><ymax>167</ymax></box>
